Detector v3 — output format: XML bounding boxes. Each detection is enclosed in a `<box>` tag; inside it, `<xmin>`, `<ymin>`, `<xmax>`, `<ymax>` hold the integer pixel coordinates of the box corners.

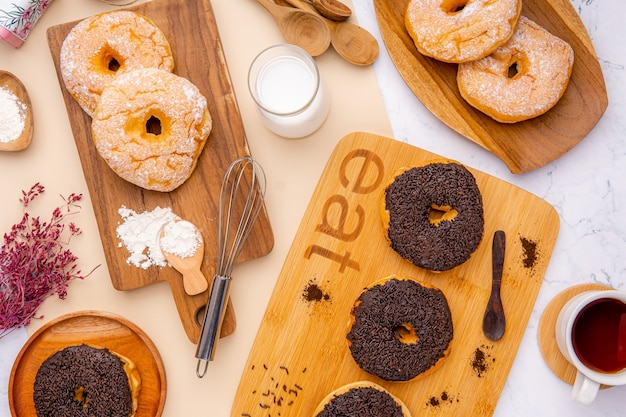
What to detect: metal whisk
<box><xmin>196</xmin><ymin>156</ymin><xmax>267</xmax><ymax>377</ymax></box>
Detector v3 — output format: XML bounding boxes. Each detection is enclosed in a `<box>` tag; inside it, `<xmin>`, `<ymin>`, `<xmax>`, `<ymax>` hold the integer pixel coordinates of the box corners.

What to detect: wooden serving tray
<box><xmin>232</xmin><ymin>132</ymin><xmax>559</xmax><ymax>417</ymax></box>
<box><xmin>46</xmin><ymin>0</ymin><xmax>274</xmax><ymax>343</ymax></box>
<box><xmin>9</xmin><ymin>311</ymin><xmax>166</xmax><ymax>417</ymax></box>
<box><xmin>374</xmin><ymin>0</ymin><xmax>608</xmax><ymax>174</ymax></box>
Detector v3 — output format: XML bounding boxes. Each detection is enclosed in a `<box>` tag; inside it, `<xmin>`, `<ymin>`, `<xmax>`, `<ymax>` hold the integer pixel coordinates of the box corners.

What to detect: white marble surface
<box><xmin>352</xmin><ymin>1</ymin><xmax>626</xmax><ymax>416</ymax></box>
<box><xmin>2</xmin><ymin>0</ymin><xmax>625</xmax><ymax>416</ymax></box>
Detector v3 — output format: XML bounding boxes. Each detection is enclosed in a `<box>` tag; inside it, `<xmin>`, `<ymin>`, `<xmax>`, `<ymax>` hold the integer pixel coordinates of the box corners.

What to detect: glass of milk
<box><xmin>248</xmin><ymin>44</ymin><xmax>330</xmax><ymax>139</ymax></box>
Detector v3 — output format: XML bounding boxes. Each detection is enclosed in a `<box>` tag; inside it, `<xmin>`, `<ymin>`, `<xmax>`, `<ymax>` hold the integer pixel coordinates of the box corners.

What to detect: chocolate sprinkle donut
<box><xmin>383</xmin><ymin>162</ymin><xmax>484</xmax><ymax>271</ymax></box>
<box><xmin>347</xmin><ymin>277</ymin><xmax>453</xmax><ymax>381</ymax></box>
<box><xmin>33</xmin><ymin>344</ymin><xmax>134</xmax><ymax>417</ymax></box>
<box><xmin>315</xmin><ymin>386</ymin><xmax>405</xmax><ymax>417</ymax></box>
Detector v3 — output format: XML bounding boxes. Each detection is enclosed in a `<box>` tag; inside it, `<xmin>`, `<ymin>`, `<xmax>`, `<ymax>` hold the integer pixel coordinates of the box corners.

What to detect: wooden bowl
<box><xmin>0</xmin><ymin>70</ymin><xmax>33</xmax><ymax>152</ymax></box>
<box><xmin>9</xmin><ymin>310</ymin><xmax>166</xmax><ymax>417</ymax></box>
<box><xmin>374</xmin><ymin>0</ymin><xmax>608</xmax><ymax>173</ymax></box>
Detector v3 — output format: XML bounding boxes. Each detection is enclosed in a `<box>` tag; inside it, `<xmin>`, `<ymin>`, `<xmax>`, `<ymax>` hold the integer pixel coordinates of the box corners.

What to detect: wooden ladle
<box><xmin>0</xmin><ymin>70</ymin><xmax>33</xmax><ymax>152</ymax></box>
<box><xmin>255</xmin><ymin>0</ymin><xmax>331</xmax><ymax>57</ymax></box>
<box><xmin>282</xmin><ymin>0</ymin><xmax>379</xmax><ymax>66</ymax></box>
<box><xmin>159</xmin><ymin>220</ymin><xmax>209</xmax><ymax>296</ymax></box>
<box><xmin>310</xmin><ymin>0</ymin><xmax>352</xmax><ymax>21</ymax></box>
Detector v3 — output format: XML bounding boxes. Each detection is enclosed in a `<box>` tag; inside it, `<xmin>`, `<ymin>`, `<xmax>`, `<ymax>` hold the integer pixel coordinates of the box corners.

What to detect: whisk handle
<box><xmin>195</xmin><ymin>274</ymin><xmax>231</xmax><ymax>377</ymax></box>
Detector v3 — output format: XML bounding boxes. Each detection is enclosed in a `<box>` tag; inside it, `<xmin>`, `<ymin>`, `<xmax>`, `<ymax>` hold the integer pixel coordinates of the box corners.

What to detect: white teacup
<box><xmin>555</xmin><ymin>290</ymin><xmax>626</xmax><ymax>405</ymax></box>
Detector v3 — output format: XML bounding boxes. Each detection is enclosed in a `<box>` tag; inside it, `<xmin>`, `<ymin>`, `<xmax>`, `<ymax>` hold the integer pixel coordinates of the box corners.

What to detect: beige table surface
<box><xmin>0</xmin><ymin>0</ymin><xmax>392</xmax><ymax>416</ymax></box>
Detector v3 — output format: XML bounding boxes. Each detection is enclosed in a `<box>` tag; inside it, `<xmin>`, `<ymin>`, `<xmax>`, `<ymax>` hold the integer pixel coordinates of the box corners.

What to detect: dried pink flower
<box><xmin>0</xmin><ymin>183</ymin><xmax>98</xmax><ymax>339</ymax></box>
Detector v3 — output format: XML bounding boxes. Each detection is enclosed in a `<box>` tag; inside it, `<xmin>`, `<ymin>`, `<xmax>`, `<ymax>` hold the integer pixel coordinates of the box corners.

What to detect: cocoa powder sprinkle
<box><xmin>302</xmin><ymin>280</ymin><xmax>330</xmax><ymax>302</ymax></box>
<box><xmin>520</xmin><ymin>236</ymin><xmax>538</xmax><ymax>268</ymax></box>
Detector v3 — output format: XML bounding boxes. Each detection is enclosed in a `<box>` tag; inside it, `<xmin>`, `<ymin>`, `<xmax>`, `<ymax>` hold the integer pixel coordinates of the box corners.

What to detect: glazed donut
<box><xmin>33</xmin><ymin>344</ymin><xmax>141</xmax><ymax>417</ymax></box>
<box><xmin>457</xmin><ymin>16</ymin><xmax>575</xmax><ymax>123</ymax></box>
<box><xmin>405</xmin><ymin>0</ymin><xmax>522</xmax><ymax>63</ymax></box>
<box><xmin>347</xmin><ymin>276</ymin><xmax>453</xmax><ymax>382</ymax></box>
<box><xmin>313</xmin><ymin>381</ymin><xmax>412</xmax><ymax>417</ymax></box>
<box><xmin>381</xmin><ymin>160</ymin><xmax>484</xmax><ymax>272</ymax></box>
<box><xmin>60</xmin><ymin>10</ymin><xmax>175</xmax><ymax>116</ymax></box>
<box><xmin>92</xmin><ymin>68</ymin><xmax>213</xmax><ymax>192</ymax></box>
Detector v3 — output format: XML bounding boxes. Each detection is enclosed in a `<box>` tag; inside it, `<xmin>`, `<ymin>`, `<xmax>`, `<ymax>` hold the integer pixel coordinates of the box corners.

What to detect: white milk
<box><xmin>249</xmin><ymin>44</ymin><xmax>329</xmax><ymax>139</ymax></box>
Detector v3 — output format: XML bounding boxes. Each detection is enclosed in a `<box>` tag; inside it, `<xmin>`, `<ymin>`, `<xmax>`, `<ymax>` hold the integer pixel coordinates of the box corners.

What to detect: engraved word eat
<box><xmin>303</xmin><ymin>149</ymin><xmax>385</xmax><ymax>273</ymax></box>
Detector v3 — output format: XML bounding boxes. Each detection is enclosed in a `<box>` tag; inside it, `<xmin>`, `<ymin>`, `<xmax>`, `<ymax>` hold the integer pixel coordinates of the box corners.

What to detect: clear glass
<box><xmin>248</xmin><ymin>44</ymin><xmax>330</xmax><ymax>139</ymax></box>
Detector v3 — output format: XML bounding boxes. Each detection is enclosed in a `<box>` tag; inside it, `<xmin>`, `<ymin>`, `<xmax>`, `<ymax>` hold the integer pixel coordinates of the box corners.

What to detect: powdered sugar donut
<box><xmin>405</xmin><ymin>0</ymin><xmax>521</xmax><ymax>63</ymax></box>
<box><xmin>60</xmin><ymin>10</ymin><xmax>175</xmax><ymax>116</ymax></box>
<box><xmin>457</xmin><ymin>16</ymin><xmax>575</xmax><ymax>123</ymax></box>
<box><xmin>92</xmin><ymin>68</ymin><xmax>212</xmax><ymax>192</ymax></box>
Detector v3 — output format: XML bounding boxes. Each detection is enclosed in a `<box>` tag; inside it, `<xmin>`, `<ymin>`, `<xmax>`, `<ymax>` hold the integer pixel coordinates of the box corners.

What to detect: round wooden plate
<box><xmin>537</xmin><ymin>283</ymin><xmax>613</xmax><ymax>387</ymax></box>
<box><xmin>9</xmin><ymin>310</ymin><xmax>166</xmax><ymax>416</ymax></box>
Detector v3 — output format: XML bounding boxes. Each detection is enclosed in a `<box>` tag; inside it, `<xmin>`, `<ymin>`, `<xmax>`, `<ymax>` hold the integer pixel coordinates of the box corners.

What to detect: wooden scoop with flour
<box><xmin>159</xmin><ymin>219</ymin><xmax>208</xmax><ymax>296</ymax></box>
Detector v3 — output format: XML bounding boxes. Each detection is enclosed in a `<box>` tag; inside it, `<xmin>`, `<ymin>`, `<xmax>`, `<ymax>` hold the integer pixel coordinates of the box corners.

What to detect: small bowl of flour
<box><xmin>0</xmin><ymin>70</ymin><xmax>33</xmax><ymax>151</ymax></box>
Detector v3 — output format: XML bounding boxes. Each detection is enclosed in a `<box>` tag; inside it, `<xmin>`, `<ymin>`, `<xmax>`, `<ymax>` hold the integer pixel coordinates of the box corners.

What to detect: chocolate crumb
<box><xmin>471</xmin><ymin>345</ymin><xmax>495</xmax><ymax>377</ymax></box>
<box><xmin>302</xmin><ymin>280</ymin><xmax>331</xmax><ymax>303</ymax></box>
<box><xmin>245</xmin><ymin>363</ymin><xmax>306</xmax><ymax>414</ymax></box>
<box><xmin>426</xmin><ymin>391</ymin><xmax>455</xmax><ymax>407</ymax></box>
<box><xmin>428</xmin><ymin>396</ymin><xmax>440</xmax><ymax>406</ymax></box>
<box><xmin>520</xmin><ymin>236</ymin><xmax>538</xmax><ymax>268</ymax></box>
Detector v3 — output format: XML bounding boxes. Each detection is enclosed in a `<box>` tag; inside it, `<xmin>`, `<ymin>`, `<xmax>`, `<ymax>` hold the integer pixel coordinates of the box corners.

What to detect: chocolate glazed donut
<box><xmin>382</xmin><ymin>161</ymin><xmax>484</xmax><ymax>272</ymax></box>
<box><xmin>314</xmin><ymin>381</ymin><xmax>412</xmax><ymax>417</ymax></box>
<box><xmin>33</xmin><ymin>344</ymin><xmax>138</xmax><ymax>417</ymax></box>
<box><xmin>347</xmin><ymin>276</ymin><xmax>453</xmax><ymax>382</ymax></box>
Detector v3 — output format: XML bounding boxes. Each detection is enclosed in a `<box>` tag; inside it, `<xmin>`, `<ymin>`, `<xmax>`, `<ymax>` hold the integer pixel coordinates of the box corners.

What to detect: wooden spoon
<box><xmin>310</xmin><ymin>0</ymin><xmax>352</xmax><ymax>22</ymax></box>
<box><xmin>255</xmin><ymin>0</ymin><xmax>331</xmax><ymax>57</ymax></box>
<box><xmin>282</xmin><ymin>0</ymin><xmax>379</xmax><ymax>66</ymax></box>
<box><xmin>483</xmin><ymin>230</ymin><xmax>506</xmax><ymax>341</ymax></box>
<box><xmin>159</xmin><ymin>220</ymin><xmax>209</xmax><ymax>296</ymax></box>
<box><xmin>0</xmin><ymin>70</ymin><xmax>33</xmax><ymax>152</ymax></box>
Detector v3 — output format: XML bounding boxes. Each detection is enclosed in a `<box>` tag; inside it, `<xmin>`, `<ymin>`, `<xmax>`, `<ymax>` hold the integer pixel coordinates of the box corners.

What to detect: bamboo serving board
<box><xmin>374</xmin><ymin>0</ymin><xmax>608</xmax><ymax>174</ymax></box>
<box><xmin>9</xmin><ymin>311</ymin><xmax>166</xmax><ymax>417</ymax></box>
<box><xmin>45</xmin><ymin>0</ymin><xmax>274</xmax><ymax>343</ymax></box>
<box><xmin>232</xmin><ymin>132</ymin><xmax>560</xmax><ymax>417</ymax></box>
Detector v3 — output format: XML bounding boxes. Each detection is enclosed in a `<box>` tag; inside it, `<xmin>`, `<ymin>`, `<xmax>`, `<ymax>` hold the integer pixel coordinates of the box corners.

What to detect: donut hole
<box><xmin>508</xmin><ymin>62</ymin><xmax>520</xmax><ymax>78</ymax></box>
<box><xmin>73</xmin><ymin>386</ymin><xmax>90</xmax><ymax>408</ymax></box>
<box><xmin>394</xmin><ymin>322</ymin><xmax>419</xmax><ymax>344</ymax></box>
<box><xmin>428</xmin><ymin>204</ymin><xmax>458</xmax><ymax>226</ymax></box>
<box><xmin>506</xmin><ymin>53</ymin><xmax>528</xmax><ymax>79</ymax></box>
<box><xmin>97</xmin><ymin>47</ymin><xmax>123</xmax><ymax>73</ymax></box>
<box><xmin>146</xmin><ymin>115</ymin><xmax>162</xmax><ymax>136</ymax></box>
<box><xmin>441</xmin><ymin>0</ymin><xmax>468</xmax><ymax>13</ymax></box>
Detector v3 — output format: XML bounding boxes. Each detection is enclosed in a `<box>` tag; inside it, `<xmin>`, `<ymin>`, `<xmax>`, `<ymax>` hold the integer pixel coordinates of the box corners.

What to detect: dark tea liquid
<box><xmin>572</xmin><ymin>298</ymin><xmax>626</xmax><ymax>373</ymax></box>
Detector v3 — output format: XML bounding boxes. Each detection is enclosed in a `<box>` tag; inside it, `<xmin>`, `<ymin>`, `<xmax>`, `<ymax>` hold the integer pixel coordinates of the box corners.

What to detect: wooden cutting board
<box><xmin>45</xmin><ymin>0</ymin><xmax>274</xmax><ymax>343</ymax></box>
<box><xmin>374</xmin><ymin>0</ymin><xmax>608</xmax><ymax>174</ymax></box>
<box><xmin>231</xmin><ymin>132</ymin><xmax>559</xmax><ymax>417</ymax></box>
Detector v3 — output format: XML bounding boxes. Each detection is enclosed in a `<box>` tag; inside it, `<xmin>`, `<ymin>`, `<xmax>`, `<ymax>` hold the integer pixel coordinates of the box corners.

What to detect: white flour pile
<box><xmin>0</xmin><ymin>86</ymin><xmax>26</xmax><ymax>143</ymax></box>
<box><xmin>159</xmin><ymin>220</ymin><xmax>201</xmax><ymax>258</ymax></box>
<box><xmin>116</xmin><ymin>206</ymin><xmax>201</xmax><ymax>269</ymax></box>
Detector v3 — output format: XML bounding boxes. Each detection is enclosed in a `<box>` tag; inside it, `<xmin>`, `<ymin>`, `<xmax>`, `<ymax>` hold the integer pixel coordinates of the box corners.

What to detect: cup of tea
<box><xmin>555</xmin><ymin>290</ymin><xmax>626</xmax><ymax>405</ymax></box>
